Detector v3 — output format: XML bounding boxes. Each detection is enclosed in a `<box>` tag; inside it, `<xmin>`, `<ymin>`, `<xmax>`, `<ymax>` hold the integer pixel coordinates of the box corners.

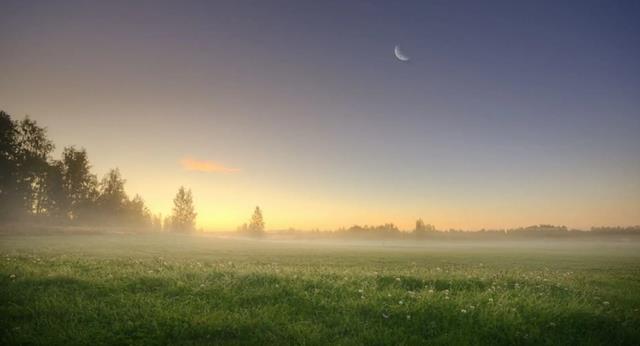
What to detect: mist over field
<box><xmin>2</xmin><ymin>0</ymin><xmax>640</xmax><ymax>344</ymax></box>
<box><xmin>2</xmin><ymin>233</ymin><xmax>640</xmax><ymax>345</ymax></box>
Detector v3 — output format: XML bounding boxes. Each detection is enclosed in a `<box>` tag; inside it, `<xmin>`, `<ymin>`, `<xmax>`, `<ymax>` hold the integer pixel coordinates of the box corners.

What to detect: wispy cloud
<box><xmin>180</xmin><ymin>157</ymin><xmax>240</xmax><ymax>173</ymax></box>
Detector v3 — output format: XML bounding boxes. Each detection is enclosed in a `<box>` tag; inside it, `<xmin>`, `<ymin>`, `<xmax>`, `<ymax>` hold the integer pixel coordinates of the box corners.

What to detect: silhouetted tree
<box><xmin>44</xmin><ymin>160</ymin><xmax>68</xmax><ymax>219</ymax></box>
<box><xmin>248</xmin><ymin>206</ymin><xmax>265</xmax><ymax>235</ymax></box>
<box><xmin>413</xmin><ymin>218</ymin><xmax>435</xmax><ymax>237</ymax></box>
<box><xmin>0</xmin><ymin>111</ymin><xmax>20</xmax><ymax>221</ymax></box>
<box><xmin>1</xmin><ymin>113</ymin><xmax>65</xmax><ymax>221</ymax></box>
<box><xmin>96</xmin><ymin>168</ymin><xmax>128</xmax><ymax>223</ymax></box>
<box><xmin>61</xmin><ymin>147</ymin><xmax>98</xmax><ymax>221</ymax></box>
<box><xmin>14</xmin><ymin>116</ymin><xmax>55</xmax><ymax>217</ymax></box>
<box><xmin>125</xmin><ymin>194</ymin><xmax>151</xmax><ymax>228</ymax></box>
<box><xmin>171</xmin><ymin>186</ymin><xmax>196</xmax><ymax>232</ymax></box>
<box><xmin>1</xmin><ymin>110</ymin><xmax>158</xmax><ymax>230</ymax></box>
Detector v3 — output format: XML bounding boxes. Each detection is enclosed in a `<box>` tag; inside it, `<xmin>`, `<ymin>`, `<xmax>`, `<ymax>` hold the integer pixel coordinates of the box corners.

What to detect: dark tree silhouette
<box><xmin>61</xmin><ymin>147</ymin><xmax>98</xmax><ymax>221</ymax></box>
<box><xmin>45</xmin><ymin>160</ymin><xmax>68</xmax><ymax>219</ymax></box>
<box><xmin>0</xmin><ymin>111</ymin><xmax>20</xmax><ymax>221</ymax></box>
<box><xmin>171</xmin><ymin>186</ymin><xmax>196</xmax><ymax>232</ymax></box>
<box><xmin>1</xmin><ymin>113</ymin><xmax>61</xmax><ymax>220</ymax></box>
<box><xmin>15</xmin><ymin>117</ymin><xmax>55</xmax><ymax>216</ymax></box>
<box><xmin>0</xmin><ymin>110</ymin><xmax>154</xmax><ymax>230</ymax></box>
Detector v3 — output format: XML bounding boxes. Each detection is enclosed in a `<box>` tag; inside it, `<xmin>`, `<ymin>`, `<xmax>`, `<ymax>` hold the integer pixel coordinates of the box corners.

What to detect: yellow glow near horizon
<box><xmin>139</xmin><ymin>179</ymin><xmax>640</xmax><ymax>232</ymax></box>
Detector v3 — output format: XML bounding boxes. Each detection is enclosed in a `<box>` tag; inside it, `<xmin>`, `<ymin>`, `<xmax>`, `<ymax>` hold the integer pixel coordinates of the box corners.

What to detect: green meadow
<box><xmin>1</xmin><ymin>234</ymin><xmax>639</xmax><ymax>345</ymax></box>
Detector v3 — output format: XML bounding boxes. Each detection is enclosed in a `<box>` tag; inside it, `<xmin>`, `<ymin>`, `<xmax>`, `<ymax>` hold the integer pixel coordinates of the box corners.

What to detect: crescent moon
<box><xmin>394</xmin><ymin>45</ymin><xmax>410</xmax><ymax>62</ymax></box>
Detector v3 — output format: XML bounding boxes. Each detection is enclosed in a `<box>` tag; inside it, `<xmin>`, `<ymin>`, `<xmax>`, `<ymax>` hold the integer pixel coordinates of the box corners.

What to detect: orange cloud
<box><xmin>180</xmin><ymin>157</ymin><xmax>240</xmax><ymax>173</ymax></box>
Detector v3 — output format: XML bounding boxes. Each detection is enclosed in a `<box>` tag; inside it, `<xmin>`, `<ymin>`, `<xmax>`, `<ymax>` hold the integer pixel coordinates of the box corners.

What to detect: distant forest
<box><xmin>272</xmin><ymin>223</ymin><xmax>640</xmax><ymax>240</ymax></box>
<box><xmin>1</xmin><ymin>110</ymin><xmax>638</xmax><ymax>238</ymax></box>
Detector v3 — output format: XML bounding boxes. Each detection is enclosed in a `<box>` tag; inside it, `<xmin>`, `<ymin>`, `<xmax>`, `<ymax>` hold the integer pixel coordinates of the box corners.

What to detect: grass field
<box><xmin>1</xmin><ymin>234</ymin><xmax>640</xmax><ymax>345</ymax></box>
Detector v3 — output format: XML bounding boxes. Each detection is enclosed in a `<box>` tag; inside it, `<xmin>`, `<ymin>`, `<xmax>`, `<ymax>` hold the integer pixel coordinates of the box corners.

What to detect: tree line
<box><xmin>0</xmin><ymin>111</ymin><xmax>196</xmax><ymax>232</ymax></box>
<box><xmin>2</xmin><ymin>110</ymin><xmax>636</xmax><ymax>238</ymax></box>
<box><xmin>271</xmin><ymin>223</ymin><xmax>640</xmax><ymax>240</ymax></box>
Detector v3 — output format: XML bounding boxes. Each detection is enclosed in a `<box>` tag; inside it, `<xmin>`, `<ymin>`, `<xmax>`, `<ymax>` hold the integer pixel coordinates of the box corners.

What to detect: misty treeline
<box><xmin>273</xmin><ymin>222</ymin><xmax>640</xmax><ymax>240</ymax></box>
<box><xmin>0</xmin><ymin>111</ymin><xmax>196</xmax><ymax>232</ymax></box>
<box><xmin>2</xmin><ymin>111</ymin><xmax>638</xmax><ymax>239</ymax></box>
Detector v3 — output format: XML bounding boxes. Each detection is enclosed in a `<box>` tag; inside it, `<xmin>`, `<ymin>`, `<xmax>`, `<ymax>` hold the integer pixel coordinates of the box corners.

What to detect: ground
<box><xmin>1</xmin><ymin>234</ymin><xmax>639</xmax><ymax>345</ymax></box>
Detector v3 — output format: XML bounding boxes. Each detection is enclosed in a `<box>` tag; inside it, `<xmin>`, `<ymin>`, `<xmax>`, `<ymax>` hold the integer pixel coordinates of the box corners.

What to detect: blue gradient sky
<box><xmin>1</xmin><ymin>0</ymin><xmax>639</xmax><ymax>230</ymax></box>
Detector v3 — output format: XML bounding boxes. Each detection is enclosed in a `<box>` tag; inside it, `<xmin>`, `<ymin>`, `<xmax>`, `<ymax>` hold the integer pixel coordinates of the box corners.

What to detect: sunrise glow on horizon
<box><xmin>1</xmin><ymin>1</ymin><xmax>638</xmax><ymax>231</ymax></box>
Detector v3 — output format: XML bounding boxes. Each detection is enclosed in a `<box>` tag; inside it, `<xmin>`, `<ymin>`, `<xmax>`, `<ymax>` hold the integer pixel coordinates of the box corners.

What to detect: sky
<box><xmin>1</xmin><ymin>0</ymin><xmax>639</xmax><ymax>231</ymax></box>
